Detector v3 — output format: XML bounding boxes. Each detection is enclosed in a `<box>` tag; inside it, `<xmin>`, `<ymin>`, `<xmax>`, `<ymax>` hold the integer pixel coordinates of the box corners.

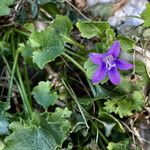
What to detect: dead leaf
<box><xmin>134</xmin><ymin>45</ymin><xmax>150</xmax><ymax>79</ymax></box>
<box><xmin>73</xmin><ymin>0</ymin><xmax>86</xmax><ymax>10</ymax></box>
<box><xmin>145</xmin><ymin>50</ymin><xmax>150</xmax><ymax>78</ymax></box>
<box><xmin>113</xmin><ymin>0</ymin><xmax>128</xmax><ymax>13</ymax></box>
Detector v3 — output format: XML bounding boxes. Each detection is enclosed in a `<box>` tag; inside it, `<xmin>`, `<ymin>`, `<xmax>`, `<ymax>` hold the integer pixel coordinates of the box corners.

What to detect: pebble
<box><xmin>87</xmin><ymin>0</ymin><xmax>148</xmax><ymax>27</ymax></box>
<box><xmin>87</xmin><ymin>0</ymin><xmax>114</xmax><ymax>6</ymax></box>
<box><xmin>108</xmin><ymin>0</ymin><xmax>148</xmax><ymax>27</ymax></box>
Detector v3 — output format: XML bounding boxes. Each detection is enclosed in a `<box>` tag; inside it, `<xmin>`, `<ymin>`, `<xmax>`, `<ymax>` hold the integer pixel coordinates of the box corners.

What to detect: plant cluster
<box><xmin>0</xmin><ymin>0</ymin><xmax>150</xmax><ymax>150</ymax></box>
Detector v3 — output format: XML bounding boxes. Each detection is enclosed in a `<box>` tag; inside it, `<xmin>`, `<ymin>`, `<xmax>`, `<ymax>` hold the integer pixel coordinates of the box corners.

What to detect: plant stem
<box><xmin>63</xmin><ymin>36</ymin><xmax>85</xmax><ymax>50</ymax></box>
<box><xmin>76</xmin><ymin>105</ymin><xmax>109</xmax><ymax>145</ymax></box>
<box><xmin>62</xmin><ymin>79</ymin><xmax>89</xmax><ymax>130</ymax></box>
<box><xmin>62</xmin><ymin>52</ymin><xmax>86</xmax><ymax>73</ymax></box>
<box><xmin>24</xmin><ymin>63</ymin><xmax>32</xmax><ymax>105</ymax></box>
<box><xmin>65</xmin><ymin>49</ymin><xmax>85</xmax><ymax>61</ymax></box>
<box><xmin>7</xmin><ymin>51</ymin><xmax>19</xmax><ymax>103</ymax></box>
<box><xmin>14</xmin><ymin>28</ymin><xmax>30</xmax><ymax>37</ymax></box>
<box><xmin>90</xmin><ymin>120</ymin><xmax>109</xmax><ymax>144</ymax></box>
<box><xmin>16</xmin><ymin>66</ymin><xmax>33</xmax><ymax>118</ymax></box>
<box><xmin>64</xmin><ymin>0</ymin><xmax>91</xmax><ymax>21</ymax></box>
<box><xmin>2</xmin><ymin>55</ymin><xmax>25</xmax><ymax>103</ymax></box>
<box><xmin>62</xmin><ymin>52</ymin><xmax>96</xmax><ymax>96</ymax></box>
<box><xmin>11</xmin><ymin>33</ymin><xmax>32</xmax><ymax>118</ymax></box>
<box><xmin>87</xmin><ymin>80</ymin><xmax>96</xmax><ymax>97</ymax></box>
<box><xmin>3</xmin><ymin>55</ymin><xmax>31</xmax><ymax>117</ymax></box>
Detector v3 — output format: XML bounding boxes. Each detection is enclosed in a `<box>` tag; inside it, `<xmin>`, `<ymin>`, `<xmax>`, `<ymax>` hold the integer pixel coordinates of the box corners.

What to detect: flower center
<box><xmin>104</xmin><ymin>55</ymin><xmax>116</xmax><ymax>70</ymax></box>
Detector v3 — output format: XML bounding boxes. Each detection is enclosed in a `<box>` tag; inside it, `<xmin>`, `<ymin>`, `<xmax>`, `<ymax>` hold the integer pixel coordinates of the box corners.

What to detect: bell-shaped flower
<box><xmin>89</xmin><ymin>41</ymin><xmax>133</xmax><ymax>85</ymax></box>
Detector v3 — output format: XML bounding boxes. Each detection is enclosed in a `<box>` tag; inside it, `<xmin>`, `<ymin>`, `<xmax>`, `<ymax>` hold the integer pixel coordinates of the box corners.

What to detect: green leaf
<box><xmin>135</xmin><ymin>60</ymin><xmax>149</xmax><ymax>86</ymax></box>
<box><xmin>41</xmin><ymin>3</ymin><xmax>61</xmax><ymax>17</ymax></box>
<box><xmin>20</xmin><ymin>44</ymin><xmax>34</xmax><ymax>65</ymax></box>
<box><xmin>32</xmin><ymin>81</ymin><xmax>58</xmax><ymax>109</ymax></box>
<box><xmin>76</xmin><ymin>21</ymin><xmax>110</xmax><ymax>39</ymax></box>
<box><xmin>114</xmin><ymin>77</ymin><xmax>133</xmax><ymax>95</ymax></box>
<box><xmin>47</xmin><ymin>107</ymin><xmax>71</xmax><ymax>121</ymax></box>
<box><xmin>37</xmin><ymin>0</ymin><xmax>62</xmax><ymax>5</ymax></box>
<box><xmin>79</xmin><ymin>97</ymin><xmax>109</xmax><ymax>105</ymax></box>
<box><xmin>51</xmin><ymin>15</ymin><xmax>73</xmax><ymax>37</ymax></box>
<box><xmin>5</xmin><ymin>108</ymin><xmax>71</xmax><ymax>150</ymax></box>
<box><xmin>114</xmin><ymin>76</ymin><xmax>145</xmax><ymax>95</ymax></box>
<box><xmin>141</xmin><ymin>4</ymin><xmax>150</xmax><ymax>27</ymax></box>
<box><xmin>143</xmin><ymin>28</ymin><xmax>150</xmax><ymax>39</ymax></box>
<box><xmin>104</xmin><ymin>98</ymin><xmax>132</xmax><ymax>118</ymax></box>
<box><xmin>99</xmin><ymin>112</ymin><xmax>125</xmax><ymax>133</ymax></box>
<box><xmin>131</xmin><ymin>91</ymin><xmax>145</xmax><ymax>111</ymax></box>
<box><xmin>104</xmin><ymin>91</ymin><xmax>144</xmax><ymax>118</ymax></box>
<box><xmin>0</xmin><ymin>140</ymin><xmax>5</xmax><ymax>150</ymax></box>
<box><xmin>9</xmin><ymin>121</ymin><xmax>24</xmax><ymax>131</ymax></box>
<box><xmin>96</xmin><ymin>42</ymin><xmax>110</xmax><ymax>53</ymax></box>
<box><xmin>107</xmin><ymin>138</ymin><xmax>130</xmax><ymax>150</ymax></box>
<box><xmin>106</xmin><ymin>28</ymin><xmax>115</xmax><ymax>41</ymax></box>
<box><xmin>0</xmin><ymin>114</ymin><xmax>9</xmax><ymax>135</ymax></box>
<box><xmin>84</xmin><ymin>58</ymin><xmax>98</xmax><ymax>79</ymax></box>
<box><xmin>47</xmin><ymin>107</ymin><xmax>72</xmax><ymax>133</ymax></box>
<box><xmin>29</xmin><ymin>28</ymin><xmax>64</xmax><ymax>69</ymax></box>
<box><xmin>0</xmin><ymin>101</ymin><xmax>10</xmax><ymax>112</ymax></box>
<box><xmin>23</xmin><ymin>23</ymin><xmax>35</xmax><ymax>33</ymax></box>
<box><xmin>0</xmin><ymin>102</ymin><xmax>10</xmax><ymax>136</ymax></box>
<box><xmin>89</xmin><ymin>3</ymin><xmax>113</xmax><ymax>18</ymax></box>
<box><xmin>117</xmin><ymin>35</ymin><xmax>135</xmax><ymax>53</ymax></box>
<box><xmin>5</xmin><ymin>125</ymin><xmax>62</xmax><ymax>150</ymax></box>
<box><xmin>0</xmin><ymin>0</ymin><xmax>15</xmax><ymax>16</ymax></box>
<box><xmin>115</xmin><ymin>99</ymin><xmax>133</xmax><ymax>118</ymax></box>
<box><xmin>0</xmin><ymin>42</ymin><xmax>11</xmax><ymax>56</ymax></box>
<box><xmin>104</xmin><ymin>98</ymin><xmax>133</xmax><ymax>118</ymax></box>
<box><xmin>104</xmin><ymin>76</ymin><xmax>145</xmax><ymax>118</ymax></box>
<box><xmin>100</xmin><ymin>121</ymin><xmax>116</xmax><ymax>137</ymax></box>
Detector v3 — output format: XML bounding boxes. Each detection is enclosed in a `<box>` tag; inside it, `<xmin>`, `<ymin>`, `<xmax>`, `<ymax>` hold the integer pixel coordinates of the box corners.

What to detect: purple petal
<box><xmin>107</xmin><ymin>41</ymin><xmax>120</xmax><ymax>58</ymax></box>
<box><xmin>89</xmin><ymin>53</ymin><xmax>104</xmax><ymax>65</ymax></box>
<box><xmin>92</xmin><ymin>63</ymin><xmax>107</xmax><ymax>84</ymax></box>
<box><xmin>108</xmin><ymin>67</ymin><xmax>120</xmax><ymax>85</ymax></box>
<box><xmin>115</xmin><ymin>59</ymin><xmax>133</xmax><ymax>70</ymax></box>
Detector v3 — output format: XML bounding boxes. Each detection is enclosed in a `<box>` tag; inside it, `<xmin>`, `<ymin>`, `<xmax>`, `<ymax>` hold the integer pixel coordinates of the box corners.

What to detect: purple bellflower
<box><xmin>89</xmin><ymin>41</ymin><xmax>133</xmax><ymax>85</ymax></box>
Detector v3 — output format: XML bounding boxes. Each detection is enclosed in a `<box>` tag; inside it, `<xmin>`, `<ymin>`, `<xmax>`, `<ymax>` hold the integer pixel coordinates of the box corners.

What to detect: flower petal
<box><xmin>92</xmin><ymin>63</ymin><xmax>107</xmax><ymax>84</ymax></box>
<box><xmin>116</xmin><ymin>59</ymin><xmax>133</xmax><ymax>70</ymax></box>
<box><xmin>108</xmin><ymin>67</ymin><xmax>121</xmax><ymax>85</ymax></box>
<box><xmin>89</xmin><ymin>53</ymin><xmax>104</xmax><ymax>65</ymax></box>
<box><xmin>107</xmin><ymin>41</ymin><xmax>120</xmax><ymax>58</ymax></box>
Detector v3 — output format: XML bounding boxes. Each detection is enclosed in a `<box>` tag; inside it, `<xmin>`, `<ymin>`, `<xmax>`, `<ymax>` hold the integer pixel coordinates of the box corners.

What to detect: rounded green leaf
<box><xmin>30</xmin><ymin>28</ymin><xmax>64</xmax><ymax>69</ymax></box>
<box><xmin>141</xmin><ymin>4</ymin><xmax>150</xmax><ymax>27</ymax></box>
<box><xmin>76</xmin><ymin>21</ymin><xmax>110</xmax><ymax>39</ymax></box>
<box><xmin>32</xmin><ymin>81</ymin><xmax>58</xmax><ymax>109</ymax></box>
<box><xmin>51</xmin><ymin>15</ymin><xmax>73</xmax><ymax>36</ymax></box>
<box><xmin>0</xmin><ymin>0</ymin><xmax>15</xmax><ymax>16</ymax></box>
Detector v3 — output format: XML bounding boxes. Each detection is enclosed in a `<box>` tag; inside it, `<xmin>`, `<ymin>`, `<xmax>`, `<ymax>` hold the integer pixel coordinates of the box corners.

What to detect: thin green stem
<box><xmin>65</xmin><ymin>49</ymin><xmax>85</xmax><ymax>61</ymax></box>
<box><xmin>2</xmin><ymin>55</ymin><xmax>26</xmax><ymax>108</ymax></box>
<box><xmin>74</xmin><ymin>103</ymin><xmax>109</xmax><ymax>145</ymax></box>
<box><xmin>75</xmin><ymin>99</ymin><xmax>89</xmax><ymax>130</ymax></box>
<box><xmin>16</xmin><ymin>66</ymin><xmax>33</xmax><ymax>118</ymax></box>
<box><xmin>24</xmin><ymin>63</ymin><xmax>32</xmax><ymax>105</ymax></box>
<box><xmin>90</xmin><ymin>120</ymin><xmax>109</xmax><ymax>145</ymax></box>
<box><xmin>3</xmin><ymin>54</ymin><xmax>33</xmax><ymax>118</ymax></box>
<box><xmin>14</xmin><ymin>29</ymin><xmax>30</xmax><ymax>37</ymax></box>
<box><xmin>62</xmin><ymin>52</ymin><xmax>96</xmax><ymax>96</ymax></box>
<box><xmin>63</xmin><ymin>36</ymin><xmax>85</xmax><ymax>50</ymax></box>
<box><xmin>7</xmin><ymin>51</ymin><xmax>19</xmax><ymax>103</ymax></box>
<box><xmin>87</xmin><ymin>80</ymin><xmax>96</xmax><ymax>97</ymax></box>
<box><xmin>62</xmin><ymin>79</ymin><xmax>89</xmax><ymax>130</ymax></box>
<box><xmin>11</xmin><ymin>33</ymin><xmax>32</xmax><ymax>118</ymax></box>
<box><xmin>62</xmin><ymin>52</ymin><xmax>86</xmax><ymax>74</ymax></box>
